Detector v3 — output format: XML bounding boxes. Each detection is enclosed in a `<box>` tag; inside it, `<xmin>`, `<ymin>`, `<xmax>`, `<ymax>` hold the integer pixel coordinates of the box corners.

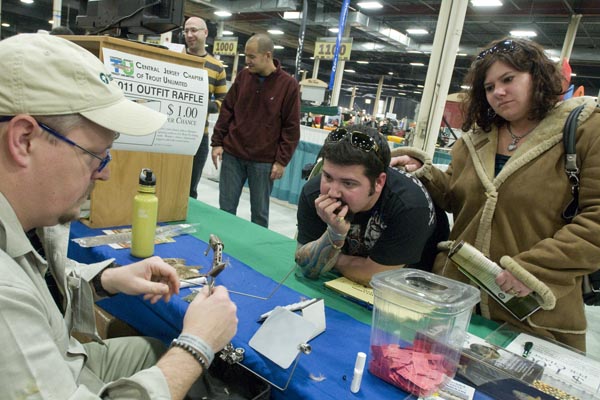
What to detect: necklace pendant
<box><xmin>507</xmin><ymin>142</ymin><xmax>517</xmax><ymax>151</ymax></box>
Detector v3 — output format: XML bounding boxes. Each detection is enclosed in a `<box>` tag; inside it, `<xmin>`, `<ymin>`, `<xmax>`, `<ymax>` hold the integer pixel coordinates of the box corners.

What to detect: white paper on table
<box><xmin>250</xmin><ymin>307</ymin><xmax>316</xmax><ymax>369</ymax></box>
<box><xmin>419</xmin><ymin>379</ymin><xmax>475</xmax><ymax>400</ymax></box>
<box><xmin>301</xmin><ymin>298</ymin><xmax>326</xmax><ymax>340</ymax></box>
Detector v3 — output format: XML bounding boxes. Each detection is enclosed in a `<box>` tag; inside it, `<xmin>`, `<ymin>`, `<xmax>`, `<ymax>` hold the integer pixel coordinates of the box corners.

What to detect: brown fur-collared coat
<box><xmin>392</xmin><ymin>96</ymin><xmax>600</xmax><ymax>351</ymax></box>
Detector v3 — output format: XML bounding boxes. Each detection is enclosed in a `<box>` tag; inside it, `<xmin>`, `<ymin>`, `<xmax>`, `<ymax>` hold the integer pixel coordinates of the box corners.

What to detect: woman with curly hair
<box><xmin>391</xmin><ymin>37</ymin><xmax>600</xmax><ymax>351</ymax></box>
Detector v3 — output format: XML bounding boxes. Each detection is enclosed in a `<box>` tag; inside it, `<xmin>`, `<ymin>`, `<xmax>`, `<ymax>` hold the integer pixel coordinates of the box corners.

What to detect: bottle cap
<box><xmin>139</xmin><ymin>168</ymin><xmax>157</xmax><ymax>186</ymax></box>
<box><xmin>354</xmin><ymin>352</ymin><xmax>366</xmax><ymax>372</ymax></box>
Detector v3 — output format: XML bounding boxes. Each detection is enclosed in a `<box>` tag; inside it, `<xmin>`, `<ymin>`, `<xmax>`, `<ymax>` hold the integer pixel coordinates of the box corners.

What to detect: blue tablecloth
<box><xmin>68</xmin><ymin>221</ymin><xmax>407</xmax><ymax>400</ymax></box>
<box><xmin>68</xmin><ymin>197</ymin><xmax>498</xmax><ymax>400</ymax></box>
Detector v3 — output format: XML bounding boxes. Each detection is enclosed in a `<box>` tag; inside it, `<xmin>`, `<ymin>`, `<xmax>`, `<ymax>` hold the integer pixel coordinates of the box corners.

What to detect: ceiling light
<box><xmin>510</xmin><ymin>30</ymin><xmax>537</xmax><ymax>37</ymax></box>
<box><xmin>20</xmin><ymin>0</ymin><xmax>34</xmax><ymax>4</ymax></box>
<box><xmin>410</xmin><ymin>62</ymin><xmax>425</xmax><ymax>66</ymax></box>
<box><xmin>274</xmin><ymin>45</ymin><xmax>284</xmax><ymax>49</ymax></box>
<box><xmin>388</xmin><ymin>72</ymin><xmax>393</xmax><ymax>75</ymax></box>
<box><xmin>345</xmin><ymin>69</ymin><xmax>356</xmax><ymax>73</ymax></box>
<box><xmin>365</xmin><ymin>99</ymin><xmax>372</xmax><ymax>104</ymax></box>
<box><xmin>571</xmin><ymin>73</ymin><xmax>577</xmax><ymax>77</ymax></box>
<box><xmin>48</xmin><ymin>20</ymin><xmax>54</xmax><ymax>24</ymax></box>
<box><xmin>329</xmin><ymin>28</ymin><xmax>339</xmax><ymax>33</ymax></box>
<box><xmin>471</xmin><ymin>0</ymin><xmax>502</xmax><ymax>6</ymax></box>
<box><xmin>357</xmin><ymin>60</ymin><xmax>369</xmax><ymax>64</ymax></box>
<box><xmin>357</xmin><ymin>2</ymin><xmax>383</xmax><ymax>9</ymax></box>
<box><xmin>214</xmin><ymin>10</ymin><xmax>232</xmax><ymax>17</ymax></box>
<box><xmin>1</xmin><ymin>23</ymin><xmax>10</xmax><ymax>27</ymax></box>
<box><xmin>398</xmin><ymin>92</ymin><xmax>406</xmax><ymax>96</ymax></box>
<box><xmin>222</xmin><ymin>30</ymin><xmax>234</xmax><ymax>35</ymax></box>
<box><xmin>283</xmin><ymin>11</ymin><xmax>302</xmax><ymax>20</ymax></box>
<box><xmin>461</xmin><ymin>85</ymin><xmax>471</xmax><ymax>89</ymax></box>
<box><xmin>406</xmin><ymin>29</ymin><xmax>428</xmax><ymax>35</ymax></box>
<box><xmin>457</xmin><ymin>52</ymin><xmax>468</xmax><ymax>57</ymax></box>
<box><xmin>268</xmin><ymin>29</ymin><xmax>284</xmax><ymax>35</ymax></box>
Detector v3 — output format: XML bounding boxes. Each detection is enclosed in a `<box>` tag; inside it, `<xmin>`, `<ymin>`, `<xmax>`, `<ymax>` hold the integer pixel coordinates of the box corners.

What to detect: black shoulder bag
<box><xmin>562</xmin><ymin>104</ymin><xmax>600</xmax><ymax>306</ymax></box>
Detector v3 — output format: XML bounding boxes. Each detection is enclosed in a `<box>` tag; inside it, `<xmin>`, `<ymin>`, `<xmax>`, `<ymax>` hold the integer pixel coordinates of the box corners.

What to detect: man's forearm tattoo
<box><xmin>295</xmin><ymin>232</ymin><xmax>342</xmax><ymax>279</ymax></box>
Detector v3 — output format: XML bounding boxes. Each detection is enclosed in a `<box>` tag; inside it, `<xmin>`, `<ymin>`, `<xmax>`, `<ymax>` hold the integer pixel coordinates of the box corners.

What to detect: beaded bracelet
<box><xmin>178</xmin><ymin>333</ymin><xmax>215</xmax><ymax>365</ymax></box>
<box><xmin>170</xmin><ymin>339</ymin><xmax>210</xmax><ymax>372</ymax></box>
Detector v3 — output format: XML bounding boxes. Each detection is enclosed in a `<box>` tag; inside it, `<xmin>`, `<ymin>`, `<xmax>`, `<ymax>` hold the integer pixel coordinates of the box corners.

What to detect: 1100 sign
<box><xmin>314</xmin><ymin>40</ymin><xmax>351</xmax><ymax>61</ymax></box>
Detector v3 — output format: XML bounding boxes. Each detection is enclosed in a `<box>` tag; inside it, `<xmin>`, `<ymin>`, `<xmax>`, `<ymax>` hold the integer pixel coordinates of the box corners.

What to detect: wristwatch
<box><xmin>91</xmin><ymin>262</ymin><xmax>118</xmax><ymax>298</ymax></box>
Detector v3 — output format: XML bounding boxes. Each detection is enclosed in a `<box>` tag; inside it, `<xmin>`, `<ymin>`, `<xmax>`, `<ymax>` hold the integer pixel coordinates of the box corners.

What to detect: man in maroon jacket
<box><xmin>211</xmin><ymin>33</ymin><xmax>300</xmax><ymax>228</ymax></box>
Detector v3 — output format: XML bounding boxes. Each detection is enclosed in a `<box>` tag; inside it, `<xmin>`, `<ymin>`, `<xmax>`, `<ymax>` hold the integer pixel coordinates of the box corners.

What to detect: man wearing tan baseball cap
<box><xmin>0</xmin><ymin>34</ymin><xmax>237</xmax><ymax>399</ymax></box>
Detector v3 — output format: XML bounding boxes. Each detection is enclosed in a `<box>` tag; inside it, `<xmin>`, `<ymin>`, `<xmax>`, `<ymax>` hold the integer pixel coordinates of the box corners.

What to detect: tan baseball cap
<box><xmin>0</xmin><ymin>33</ymin><xmax>166</xmax><ymax>136</ymax></box>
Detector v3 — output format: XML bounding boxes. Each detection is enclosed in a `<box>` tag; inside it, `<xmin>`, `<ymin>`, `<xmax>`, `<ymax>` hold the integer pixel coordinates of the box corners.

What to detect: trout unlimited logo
<box><xmin>109</xmin><ymin>56</ymin><xmax>134</xmax><ymax>77</ymax></box>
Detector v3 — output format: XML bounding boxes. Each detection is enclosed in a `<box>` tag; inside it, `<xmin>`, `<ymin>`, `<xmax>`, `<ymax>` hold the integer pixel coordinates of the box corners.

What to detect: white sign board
<box><xmin>102</xmin><ymin>48</ymin><xmax>208</xmax><ymax>155</ymax></box>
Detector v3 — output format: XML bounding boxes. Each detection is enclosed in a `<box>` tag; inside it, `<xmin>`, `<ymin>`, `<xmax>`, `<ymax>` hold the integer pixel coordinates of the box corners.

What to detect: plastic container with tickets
<box><xmin>368</xmin><ymin>269</ymin><xmax>480</xmax><ymax>397</ymax></box>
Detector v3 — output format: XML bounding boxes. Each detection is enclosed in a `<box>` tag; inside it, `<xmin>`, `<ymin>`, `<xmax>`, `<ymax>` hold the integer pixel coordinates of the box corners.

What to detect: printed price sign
<box><xmin>213</xmin><ymin>37</ymin><xmax>238</xmax><ymax>56</ymax></box>
<box><xmin>102</xmin><ymin>48</ymin><xmax>208</xmax><ymax>156</ymax></box>
<box><xmin>314</xmin><ymin>37</ymin><xmax>353</xmax><ymax>61</ymax></box>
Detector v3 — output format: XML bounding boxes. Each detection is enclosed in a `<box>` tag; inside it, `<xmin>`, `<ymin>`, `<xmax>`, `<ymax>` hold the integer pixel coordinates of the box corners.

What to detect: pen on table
<box><xmin>522</xmin><ymin>341</ymin><xmax>533</xmax><ymax>358</ymax></box>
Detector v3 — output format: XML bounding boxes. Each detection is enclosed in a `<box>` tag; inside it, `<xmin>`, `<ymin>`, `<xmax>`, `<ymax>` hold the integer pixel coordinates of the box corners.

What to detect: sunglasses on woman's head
<box><xmin>476</xmin><ymin>39</ymin><xmax>517</xmax><ymax>60</ymax></box>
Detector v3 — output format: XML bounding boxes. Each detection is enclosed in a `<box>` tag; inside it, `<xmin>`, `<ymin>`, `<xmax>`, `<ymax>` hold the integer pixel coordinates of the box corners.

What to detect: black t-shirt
<box><xmin>297</xmin><ymin>167</ymin><xmax>436</xmax><ymax>266</ymax></box>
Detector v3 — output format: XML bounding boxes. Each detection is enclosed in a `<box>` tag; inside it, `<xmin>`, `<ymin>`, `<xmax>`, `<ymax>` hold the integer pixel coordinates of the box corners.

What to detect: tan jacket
<box><xmin>0</xmin><ymin>193</ymin><xmax>171</xmax><ymax>399</ymax></box>
<box><xmin>392</xmin><ymin>96</ymin><xmax>600</xmax><ymax>351</ymax></box>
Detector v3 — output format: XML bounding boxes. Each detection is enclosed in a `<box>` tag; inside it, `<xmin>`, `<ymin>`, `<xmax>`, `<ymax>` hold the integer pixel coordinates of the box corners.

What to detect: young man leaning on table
<box><xmin>0</xmin><ymin>34</ymin><xmax>237</xmax><ymax>399</ymax></box>
<box><xmin>295</xmin><ymin>125</ymin><xmax>437</xmax><ymax>286</ymax></box>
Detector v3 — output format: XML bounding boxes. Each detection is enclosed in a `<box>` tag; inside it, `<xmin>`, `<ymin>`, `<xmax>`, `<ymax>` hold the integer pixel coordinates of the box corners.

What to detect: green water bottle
<box><xmin>131</xmin><ymin>168</ymin><xmax>158</xmax><ymax>258</ymax></box>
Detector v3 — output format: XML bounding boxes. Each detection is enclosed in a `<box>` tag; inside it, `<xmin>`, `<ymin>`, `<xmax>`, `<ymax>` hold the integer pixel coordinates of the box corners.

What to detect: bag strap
<box><xmin>561</xmin><ymin>104</ymin><xmax>586</xmax><ymax>222</ymax></box>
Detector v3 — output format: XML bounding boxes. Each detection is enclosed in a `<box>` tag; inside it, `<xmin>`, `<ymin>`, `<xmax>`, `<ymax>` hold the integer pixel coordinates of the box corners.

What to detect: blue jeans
<box><xmin>189</xmin><ymin>134</ymin><xmax>209</xmax><ymax>198</ymax></box>
<box><xmin>219</xmin><ymin>152</ymin><xmax>273</xmax><ymax>228</ymax></box>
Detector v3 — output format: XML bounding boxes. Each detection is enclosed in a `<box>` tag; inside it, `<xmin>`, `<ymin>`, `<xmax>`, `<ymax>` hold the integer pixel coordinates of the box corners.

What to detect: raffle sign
<box><xmin>102</xmin><ymin>48</ymin><xmax>208</xmax><ymax>155</ymax></box>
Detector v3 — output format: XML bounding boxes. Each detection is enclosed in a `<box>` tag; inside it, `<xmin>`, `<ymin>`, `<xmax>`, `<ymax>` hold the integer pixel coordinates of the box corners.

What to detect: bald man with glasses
<box><xmin>183</xmin><ymin>16</ymin><xmax>228</xmax><ymax>199</ymax></box>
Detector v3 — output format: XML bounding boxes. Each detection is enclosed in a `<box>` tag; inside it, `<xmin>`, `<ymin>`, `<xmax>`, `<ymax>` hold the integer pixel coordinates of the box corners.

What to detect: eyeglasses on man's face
<box><xmin>183</xmin><ymin>27</ymin><xmax>205</xmax><ymax>35</ymax></box>
<box><xmin>476</xmin><ymin>39</ymin><xmax>517</xmax><ymax>61</ymax></box>
<box><xmin>0</xmin><ymin>116</ymin><xmax>112</xmax><ymax>173</ymax></box>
